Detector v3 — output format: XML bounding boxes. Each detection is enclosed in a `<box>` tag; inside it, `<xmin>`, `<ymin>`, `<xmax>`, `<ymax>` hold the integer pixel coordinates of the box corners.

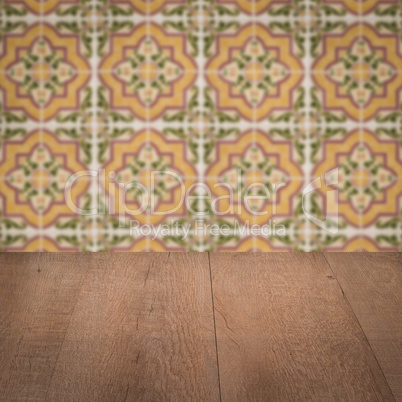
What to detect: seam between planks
<box><xmin>43</xmin><ymin>253</ymin><xmax>92</xmax><ymax>401</ymax></box>
<box><xmin>323</xmin><ymin>253</ymin><xmax>396</xmax><ymax>402</ymax></box>
<box><xmin>208</xmin><ymin>252</ymin><xmax>222</xmax><ymax>402</ymax></box>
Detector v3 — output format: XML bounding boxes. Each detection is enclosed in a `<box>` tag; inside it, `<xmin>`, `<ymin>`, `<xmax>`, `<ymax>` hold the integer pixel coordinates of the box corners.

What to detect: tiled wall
<box><xmin>0</xmin><ymin>0</ymin><xmax>401</xmax><ymax>251</ymax></box>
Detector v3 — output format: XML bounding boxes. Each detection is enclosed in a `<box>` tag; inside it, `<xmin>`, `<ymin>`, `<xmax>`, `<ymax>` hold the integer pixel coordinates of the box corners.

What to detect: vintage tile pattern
<box><xmin>0</xmin><ymin>0</ymin><xmax>401</xmax><ymax>251</ymax></box>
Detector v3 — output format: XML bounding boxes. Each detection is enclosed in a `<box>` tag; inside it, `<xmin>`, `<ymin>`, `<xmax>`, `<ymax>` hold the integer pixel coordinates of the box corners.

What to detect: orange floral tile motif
<box><xmin>218</xmin><ymin>237</ymin><xmax>291</xmax><ymax>252</ymax></box>
<box><xmin>3</xmin><ymin>236</ymin><xmax>80</xmax><ymax>252</ymax></box>
<box><xmin>313</xmin><ymin>130</ymin><xmax>402</xmax><ymax>228</ymax></box>
<box><xmin>313</xmin><ymin>24</ymin><xmax>402</xmax><ymax>121</ymax></box>
<box><xmin>206</xmin><ymin>131</ymin><xmax>302</xmax><ymax>225</ymax></box>
<box><xmin>99</xmin><ymin>23</ymin><xmax>196</xmax><ymax>121</ymax></box>
<box><xmin>112</xmin><ymin>238</ymin><xmax>185</xmax><ymax>252</ymax></box>
<box><xmin>1</xmin><ymin>0</ymin><xmax>401</xmax><ymax>251</ymax></box>
<box><xmin>323</xmin><ymin>0</ymin><xmax>398</xmax><ymax>15</ymax></box>
<box><xmin>324</xmin><ymin>236</ymin><xmax>398</xmax><ymax>252</ymax></box>
<box><xmin>0</xmin><ymin>131</ymin><xmax>89</xmax><ymax>228</ymax></box>
<box><xmin>206</xmin><ymin>24</ymin><xmax>303</xmax><ymax>121</ymax></box>
<box><xmin>0</xmin><ymin>24</ymin><xmax>90</xmax><ymax>121</ymax></box>
<box><xmin>109</xmin><ymin>0</ymin><xmax>185</xmax><ymax>14</ymax></box>
<box><xmin>3</xmin><ymin>0</ymin><xmax>79</xmax><ymax>14</ymax></box>
<box><xmin>103</xmin><ymin>130</ymin><xmax>196</xmax><ymax>225</ymax></box>
<box><xmin>215</xmin><ymin>0</ymin><xmax>290</xmax><ymax>14</ymax></box>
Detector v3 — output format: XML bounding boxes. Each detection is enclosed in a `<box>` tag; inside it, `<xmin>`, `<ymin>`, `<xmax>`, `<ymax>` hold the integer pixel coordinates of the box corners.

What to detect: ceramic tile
<box><xmin>0</xmin><ymin>0</ymin><xmax>401</xmax><ymax>251</ymax></box>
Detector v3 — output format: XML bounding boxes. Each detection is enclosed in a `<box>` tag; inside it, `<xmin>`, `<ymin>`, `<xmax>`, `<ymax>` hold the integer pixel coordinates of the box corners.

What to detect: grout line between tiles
<box><xmin>145</xmin><ymin>0</ymin><xmax>152</xmax><ymax>251</ymax></box>
<box><xmin>358</xmin><ymin>0</ymin><xmax>365</xmax><ymax>233</ymax></box>
<box><xmin>38</xmin><ymin>2</ymin><xmax>44</xmax><ymax>250</ymax></box>
<box><xmin>198</xmin><ymin>0</ymin><xmax>206</xmax><ymax>252</ymax></box>
<box><xmin>91</xmin><ymin>0</ymin><xmax>99</xmax><ymax>252</ymax></box>
<box><xmin>304</xmin><ymin>0</ymin><xmax>312</xmax><ymax>251</ymax></box>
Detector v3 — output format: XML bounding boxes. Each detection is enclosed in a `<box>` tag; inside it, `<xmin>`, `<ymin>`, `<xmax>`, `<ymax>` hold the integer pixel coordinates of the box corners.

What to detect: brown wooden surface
<box><xmin>0</xmin><ymin>252</ymin><xmax>400</xmax><ymax>401</ymax></box>
<box><xmin>325</xmin><ymin>253</ymin><xmax>402</xmax><ymax>400</ymax></box>
<box><xmin>0</xmin><ymin>253</ymin><xmax>90</xmax><ymax>400</ymax></box>
<box><xmin>46</xmin><ymin>253</ymin><xmax>220</xmax><ymax>402</ymax></box>
<box><xmin>209</xmin><ymin>253</ymin><xmax>395</xmax><ymax>401</ymax></box>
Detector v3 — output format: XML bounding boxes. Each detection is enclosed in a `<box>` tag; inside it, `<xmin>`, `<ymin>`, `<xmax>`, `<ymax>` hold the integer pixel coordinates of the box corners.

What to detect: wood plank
<box><xmin>0</xmin><ymin>253</ymin><xmax>90</xmax><ymax>400</ymax></box>
<box><xmin>210</xmin><ymin>253</ymin><xmax>394</xmax><ymax>401</ymax></box>
<box><xmin>46</xmin><ymin>253</ymin><xmax>220</xmax><ymax>402</ymax></box>
<box><xmin>325</xmin><ymin>252</ymin><xmax>402</xmax><ymax>400</ymax></box>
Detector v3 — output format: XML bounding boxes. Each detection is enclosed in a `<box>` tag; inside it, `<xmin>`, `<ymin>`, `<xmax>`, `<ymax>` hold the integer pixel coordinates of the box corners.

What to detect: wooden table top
<box><xmin>0</xmin><ymin>253</ymin><xmax>400</xmax><ymax>401</ymax></box>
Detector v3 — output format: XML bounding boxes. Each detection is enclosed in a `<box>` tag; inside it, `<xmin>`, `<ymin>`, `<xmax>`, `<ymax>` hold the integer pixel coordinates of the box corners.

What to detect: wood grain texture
<box><xmin>45</xmin><ymin>253</ymin><xmax>219</xmax><ymax>402</ymax></box>
<box><xmin>0</xmin><ymin>253</ymin><xmax>400</xmax><ymax>402</ymax></box>
<box><xmin>209</xmin><ymin>253</ymin><xmax>395</xmax><ymax>401</ymax></box>
<box><xmin>0</xmin><ymin>253</ymin><xmax>90</xmax><ymax>400</ymax></box>
<box><xmin>325</xmin><ymin>252</ymin><xmax>402</xmax><ymax>400</ymax></box>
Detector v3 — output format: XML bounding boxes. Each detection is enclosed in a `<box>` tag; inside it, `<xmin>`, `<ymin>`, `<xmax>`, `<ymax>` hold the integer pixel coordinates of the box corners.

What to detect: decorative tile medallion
<box><xmin>102</xmin><ymin>129</ymin><xmax>196</xmax><ymax>225</ymax></box>
<box><xmin>0</xmin><ymin>130</ymin><xmax>89</xmax><ymax>228</ymax></box>
<box><xmin>206</xmin><ymin>130</ymin><xmax>303</xmax><ymax>225</ymax></box>
<box><xmin>0</xmin><ymin>0</ymin><xmax>401</xmax><ymax>251</ymax></box>
<box><xmin>313</xmin><ymin>130</ymin><xmax>402</xmax><ymax>228</ymax></box>
<box><xmin>206</xmin><ymin>24</ymin><xmax>303</xmax><ymax>121</ymax></box>
<box><xmin>99</xmin><ymin>23</ymin><xmax>196</xmax><ymax>121</ymax></box>
<box><xmin>313</xmin><ymin>24</ymin><xmax>402</xmax><ymax>121</ymax></box>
